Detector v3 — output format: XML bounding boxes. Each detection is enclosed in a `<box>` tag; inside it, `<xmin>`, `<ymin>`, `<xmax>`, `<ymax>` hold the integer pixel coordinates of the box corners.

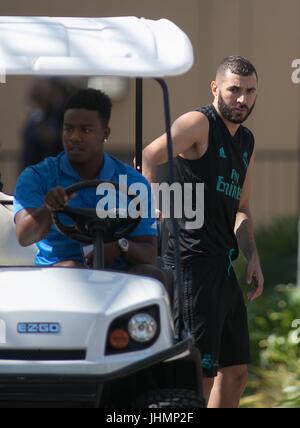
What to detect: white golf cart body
<box><xmin>0</xmin><ymin>17</ymin><xmax>202</xmax><ymax>407</ymax></box>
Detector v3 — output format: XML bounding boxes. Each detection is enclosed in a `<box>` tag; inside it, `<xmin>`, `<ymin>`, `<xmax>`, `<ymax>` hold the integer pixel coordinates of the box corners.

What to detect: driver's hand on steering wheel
<box><xmin>44</xmin><ymin>187</ymin><xmax>76</xmax><ymax>212</ymax></box>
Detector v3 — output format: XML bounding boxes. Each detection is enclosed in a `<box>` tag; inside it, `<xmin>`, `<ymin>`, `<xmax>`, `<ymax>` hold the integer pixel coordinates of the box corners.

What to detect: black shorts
<box><xmin>167</xmin><ymin>257</ymin><xmax>250</xmax><ymax>378</ymax></box>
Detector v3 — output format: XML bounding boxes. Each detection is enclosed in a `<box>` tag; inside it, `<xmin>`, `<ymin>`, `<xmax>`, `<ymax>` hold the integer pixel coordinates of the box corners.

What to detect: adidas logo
<box><xmin>243</xmin><ymin>152</ymin><xmax>249</xmax><ymax>168</ymax></box>
<box><xmin>219</xmin><ymin>147</ymin><xmax>227</xmax><ymax>159</ymax></box>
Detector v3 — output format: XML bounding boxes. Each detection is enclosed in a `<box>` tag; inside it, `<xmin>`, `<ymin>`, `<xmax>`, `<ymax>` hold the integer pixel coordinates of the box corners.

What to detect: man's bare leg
<box><xmin>203</xmin><ymin>377</ymin><xmax>214</xmax><ymax>405</ymax></box>
<box><xmin>207</xmin><ymin>365</ymin><xmax>248</xmax><ymax>408</ymax></box>
<box><xmin>54</xmin><ymin>260</ymin><xmax>83</xmax><ymax>268</ymax></box>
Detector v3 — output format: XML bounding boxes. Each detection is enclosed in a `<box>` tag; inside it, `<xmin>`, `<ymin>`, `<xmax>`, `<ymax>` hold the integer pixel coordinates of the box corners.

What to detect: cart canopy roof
<box><xmin>0</xmin><ymin>16</ymin><xmax>194</xmax><ymax>77</ymax></box>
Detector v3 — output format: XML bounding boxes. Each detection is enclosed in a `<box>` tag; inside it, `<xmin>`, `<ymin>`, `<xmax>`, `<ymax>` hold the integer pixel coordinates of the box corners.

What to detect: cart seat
<box><xmin>0</xmin><ymin>192</ymin><xmax>37</xmax><ymax>266</ymax></box>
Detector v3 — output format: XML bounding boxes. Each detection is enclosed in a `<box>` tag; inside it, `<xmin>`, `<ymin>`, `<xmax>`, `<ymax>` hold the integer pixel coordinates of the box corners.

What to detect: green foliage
<box><xmin>241</xmin><ymin>365</ymin><xmax>300</xmax><ymax>408</ymax></box>
<box><xmin>234</xmin><ymin>217</ymin><xmax>300</xmax><ymax>407</ymax></box>
<box><xmin>248</xmin><ymin>284</ymin><xmax>300</xmax><ymax>366</ymax></box>
<box><xmin>240</xmin><ymin>284</ymin><xmax>300</xmax><ymax>407</ymax></box>
<box><xmin>279</xmin><ymin>383</ymin><xmax>300</xmax><ymax>408</ymax></box>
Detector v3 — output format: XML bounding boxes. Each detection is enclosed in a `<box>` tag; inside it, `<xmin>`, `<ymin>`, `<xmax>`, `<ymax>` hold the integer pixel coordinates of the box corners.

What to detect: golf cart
<box><xmin>0</xmin><ymin>16</ymin><xmax>205</xmax><ymax>408</ymax></box>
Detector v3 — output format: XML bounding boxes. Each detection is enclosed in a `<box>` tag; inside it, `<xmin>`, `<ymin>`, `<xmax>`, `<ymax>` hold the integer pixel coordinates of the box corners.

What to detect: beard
<box><xmin>218</xmin><ymin>93</ymin><xmax>256</xmax><ymax>124</ymax></box>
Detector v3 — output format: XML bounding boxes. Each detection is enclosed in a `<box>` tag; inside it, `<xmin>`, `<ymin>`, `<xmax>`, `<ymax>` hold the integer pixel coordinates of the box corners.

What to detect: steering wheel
<box><xmin>52</xmin><ymin>180</ymin><xmax>141</xmax><ymax>244</ymax></box>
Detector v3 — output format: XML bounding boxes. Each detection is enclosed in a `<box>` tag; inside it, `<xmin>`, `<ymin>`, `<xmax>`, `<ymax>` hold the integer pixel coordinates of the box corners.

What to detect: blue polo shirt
<box><xmin>14</xmin><ymin>152</ymin><xmax>157</xmax><ymax>267</ymax></box>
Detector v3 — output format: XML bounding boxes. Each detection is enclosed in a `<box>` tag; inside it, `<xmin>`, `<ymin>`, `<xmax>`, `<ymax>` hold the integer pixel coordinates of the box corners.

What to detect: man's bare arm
<box><xmin>235</xmin><ymin>166</ymin><xmax>257</xmax><ymax>261</ymax></box>
<box><xmin>15</xmin><ymin>186</ymin><xmax>72</xmax><ymax>247</ymax></box>
<box><xmin>116</xmin><ymin>236</ymin><xmax>157</xmax><ymax>266</ymax></box>
<box><xmin>142</xmin><ymin>111</ymin><xmax>209</xmax><ymax>183</ymax></box>
<box><xmin>87</xmin><ymin>236</ymin><xmax>157</xmax><ymax>267</ymax></box>
<box><xmin>15</xmin><ymin>207</ymin><xmax>52</xmax><ymax>247</ymax></box>
<box><xmin>235</xmin><ymin>155</ymin><xmax>264</xmax><ymax>301</ymax></box>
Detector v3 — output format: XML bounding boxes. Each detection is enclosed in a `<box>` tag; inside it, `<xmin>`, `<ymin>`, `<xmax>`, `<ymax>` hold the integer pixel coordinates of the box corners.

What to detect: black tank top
<box><xmin>164</xmin><ymin>104</ymin><xmax>255</xmax><ymax>264</ymax></box>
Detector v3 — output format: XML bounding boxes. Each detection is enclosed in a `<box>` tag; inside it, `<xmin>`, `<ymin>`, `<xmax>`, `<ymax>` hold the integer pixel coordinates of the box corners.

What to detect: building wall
<box><xmin>0</xmin><ymin>0</ymin><xmax>299</xmax><ymax>224</ymax></box>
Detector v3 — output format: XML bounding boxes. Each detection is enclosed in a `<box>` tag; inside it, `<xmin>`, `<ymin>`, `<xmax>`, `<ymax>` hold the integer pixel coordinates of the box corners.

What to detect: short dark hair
<box><xmin>64</xmin><ymin>88</ymin><xmax>112</xmax><ymax>126</ymax></box>
<box><xmin>217</xmin><ymin>56</ymin><xmax>258</xmax><ymax>80</ymax></box>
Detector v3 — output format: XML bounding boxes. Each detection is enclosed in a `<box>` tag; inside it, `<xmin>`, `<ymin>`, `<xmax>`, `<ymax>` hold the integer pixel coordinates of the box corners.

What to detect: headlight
<box><xmin>128</xmin><ymin>313</ymin><xmax>157</xmax><ymax>343</ymax></box>
<box><xmin>105</xmin><ymin>305</ymin><xmax>160</xmax><ymax>355</ymax></box>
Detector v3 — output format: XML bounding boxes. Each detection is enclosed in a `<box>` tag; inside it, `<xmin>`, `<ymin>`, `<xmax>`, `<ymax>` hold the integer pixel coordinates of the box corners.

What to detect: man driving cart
<box><xmin>14</xmin><ymin>88</ymin><xmax>165</xmax><ymax>284</ymax></box>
